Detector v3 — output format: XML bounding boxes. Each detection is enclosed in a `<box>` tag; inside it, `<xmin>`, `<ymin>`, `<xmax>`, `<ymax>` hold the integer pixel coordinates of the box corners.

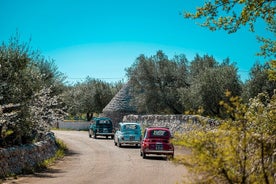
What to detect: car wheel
<box><xmin>166</xmin><ymin>154</ymin><xmax>174</xmax><ymax>160</ymax></box>
<box><xmin>114</xmin><ymin>140</ymin><xmax>117</xmax><ymax>146</ymax></box>
<box><xmin>89</xmin><ymin>133</ymin><xmax>92</xmax><ymax>138</ymax></box>
<box><xmin>142</xmin><ymin>151</ymin><xmax>146</xmax><ymax>159</ymax></box>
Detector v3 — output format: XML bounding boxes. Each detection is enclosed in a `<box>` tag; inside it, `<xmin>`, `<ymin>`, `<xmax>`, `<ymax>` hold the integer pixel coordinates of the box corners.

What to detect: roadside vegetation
<box><xmin>171</xmin><ymin>0</ymin><xmax>275</xmax><ymax>183</ymax></box>
<box><xmin>37</xmin><ymin>138</ymin><xmax>68</xmax><ymax>170</ymax></box>
<box><xmin>6</xmin><ymin>138</ymin><xmax>68</xmax><ymax>178</ymax></box>
<box><xmin>173</xmin><ymin>91</ymin><xmax>276</xmax><ymax>183</ymax></box>
<box><xmin>0</xmin><ymin>0</ymin><xmax>275</xmax><ymax>183</ymax></box>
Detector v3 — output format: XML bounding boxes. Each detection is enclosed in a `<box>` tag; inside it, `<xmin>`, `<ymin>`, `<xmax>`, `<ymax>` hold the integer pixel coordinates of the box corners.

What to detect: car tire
<box><xmin>166</xmin><ymin>154</ymin><xmax>174</xmax><ymax>160</ymax></box>
<box><xmin>142</xmin><ymin>152</ymin><xmax>146</xmax><ymax>159</ymax></box>
<box><xmin>89</xmin><ymin>133</ymin><xmax>92</xmax><ymax>138</ymax></box>
<box><xmin>114</xmin><ymin>141</ymin><xmax>117</xmax><ymax>146</ymax></box>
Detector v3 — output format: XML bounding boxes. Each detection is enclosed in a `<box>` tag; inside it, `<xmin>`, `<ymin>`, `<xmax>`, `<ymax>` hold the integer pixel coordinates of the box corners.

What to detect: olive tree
<box><xmin>126</xmin><ymin>51</ymin><xmax>189</xmax><ymax>114</ymax></box>
<box><xmin>243</xmin><ymin>62</ymin><xmax>276</xmax><ymax>102</ymax></box>
<box><xmin>0</xmin><ymin>34</ymin><xmax>66</xmax><ymax>145</ymax></box>
<box><xmin>62</xmin><ymin>78</ymin><xmax>116</xmax><ymax>121</ymax></box>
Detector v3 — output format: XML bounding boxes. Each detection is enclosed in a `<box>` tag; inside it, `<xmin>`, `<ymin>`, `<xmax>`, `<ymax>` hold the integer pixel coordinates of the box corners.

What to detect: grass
<box><xmin>37</xmin><ymin>138</ymin><xmax>68</xmax><ymax>169</ymax></box>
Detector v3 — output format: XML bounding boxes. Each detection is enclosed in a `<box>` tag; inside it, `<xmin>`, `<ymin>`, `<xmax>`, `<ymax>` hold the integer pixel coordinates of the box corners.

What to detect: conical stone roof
<box><xmin>103</xmin><ymin>82</ymin><xmax>136</xmax><ymax>113</ymax></box>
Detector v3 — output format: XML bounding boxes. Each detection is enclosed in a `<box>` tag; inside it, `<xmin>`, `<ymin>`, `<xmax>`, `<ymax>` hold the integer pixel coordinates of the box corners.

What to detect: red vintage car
<box><xmin>140</xmin><ymin>127</ymin><xmax>174</xmax><ymax>159</ymax></box>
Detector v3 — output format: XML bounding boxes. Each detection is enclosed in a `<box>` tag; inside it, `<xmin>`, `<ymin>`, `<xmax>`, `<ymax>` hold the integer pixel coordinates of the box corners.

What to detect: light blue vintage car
<box><xmin>114</xmin><ymin>122</ymin><xmax>142</xmax><ymax>147</ymax></box>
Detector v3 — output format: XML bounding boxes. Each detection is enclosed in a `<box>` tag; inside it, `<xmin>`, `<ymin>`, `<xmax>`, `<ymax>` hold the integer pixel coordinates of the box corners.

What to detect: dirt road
<box><xmin>3</xmin><ymin>130</ymin><xmax>190</xmax><ymax>184</ymax></box>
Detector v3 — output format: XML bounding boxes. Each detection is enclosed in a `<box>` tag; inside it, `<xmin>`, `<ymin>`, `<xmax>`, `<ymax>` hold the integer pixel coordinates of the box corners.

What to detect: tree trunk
<box><xmin>86</xmin><ymin>113</ymin><xmax>93</xmax><ymax>121</ymax></box>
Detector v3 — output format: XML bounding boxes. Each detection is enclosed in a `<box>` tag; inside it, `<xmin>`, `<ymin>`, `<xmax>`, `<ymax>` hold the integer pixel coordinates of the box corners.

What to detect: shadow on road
<box><xmin>143</xmin><ymin>155</ymin><xmax>169</xmax><ymax>161</ymax></box>
<box><xmin>28</xmin><ymin>148</ymin><xmax>80</xmax><ymax>179</ymax></box>
<box><xmin>116</xmin><ymin>145</ymin><xmax>140</xmax><ymax>149</ymax></box>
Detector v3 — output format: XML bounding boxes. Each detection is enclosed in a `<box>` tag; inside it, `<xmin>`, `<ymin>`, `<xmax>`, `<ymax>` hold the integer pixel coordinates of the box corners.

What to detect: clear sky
<box><xmin>0</xmin><ymin>0</ymin><xmax>270</xmax><ymax>84</ymax></box>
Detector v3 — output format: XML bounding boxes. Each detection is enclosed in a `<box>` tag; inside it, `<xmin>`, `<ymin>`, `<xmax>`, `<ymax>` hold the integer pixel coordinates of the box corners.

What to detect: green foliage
<box><xmin>61</xmin><ymin>77</ymin><xmax>120</xmax><ymax>121</ymax></box>
<box><xmin>173</xmin><ymin>91</ymin><xmax>276</xmax><ymax>183</ymax></box>
<box><xmin>268</xmin><ymin>60</ymin><xmax>276</xmax><ymax>81</ymax></box>
<box><xmin>183</xmin><ymin>57</ymin><xmax>242</xmax><ymax>117</ymax></box>
<box><xmin>183</xmin><ymin>0</ymin><xmax>275</xmax><ymax>34</ymax></box>
<box><xmin>0</xmin><ymin>34</ymin><xmax>66</xmax><ymax>146</ymax></box>
<box><xmin>183</xmin><ymin>0</ymin><xmax>276</xmax><ymax>82</ymax></box>
<box><xmin>127</xmin><ymin>51</ymin><xmax>242</xmax><ymax>116</ymax></box>
<box><xmin>126</xmin><ymin>50</ymin><xmax>189</xmax><ymax>114</ymax></box>
<box><xmin>242</xmin><ymin>62</ymin><xmax>276</xmax><ymax>102</ymax></box>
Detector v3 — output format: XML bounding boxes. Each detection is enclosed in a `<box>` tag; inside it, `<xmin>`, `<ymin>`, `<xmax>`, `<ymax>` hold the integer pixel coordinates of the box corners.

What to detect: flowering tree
<box><xmin>28</xmin><ymin>87</ymin><xmax>67</xmax><ymax>141</ymax></box>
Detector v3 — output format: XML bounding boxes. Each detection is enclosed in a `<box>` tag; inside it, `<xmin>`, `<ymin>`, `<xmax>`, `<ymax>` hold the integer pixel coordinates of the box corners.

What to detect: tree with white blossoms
<box><xmin>28</xmin><ymin>87</ymin><xmax>67</xmax><ymax>141</ymax></box>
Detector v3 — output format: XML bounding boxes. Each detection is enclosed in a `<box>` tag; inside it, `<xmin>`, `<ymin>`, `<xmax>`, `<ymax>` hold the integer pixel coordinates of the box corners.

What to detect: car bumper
<box><xmin>96</xmin><ymin>133</ymin><xmax>114</xmax><ymax>136</ymax></box>
<box><xmin>144</xmin><ymin>149</ymin><xmax>174</xmax><ymax>155</ymax></box>
<box><xmin>120</xmin><ymin>140</ymin><xmax>141</xmax><ymax>145</ymax></box>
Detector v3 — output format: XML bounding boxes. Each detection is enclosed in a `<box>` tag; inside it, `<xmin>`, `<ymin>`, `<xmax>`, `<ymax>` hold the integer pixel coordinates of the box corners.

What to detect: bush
<box><xmin>173</xmin><ymin>91</ymin><xmax>276</xmax><ymax>183</ymax></box>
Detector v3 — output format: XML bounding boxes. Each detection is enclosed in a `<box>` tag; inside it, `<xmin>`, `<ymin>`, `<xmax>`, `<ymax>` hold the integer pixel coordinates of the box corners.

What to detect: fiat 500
<box><xmin>88</xmin><ymin>117</ymin><xmax>114</xmax><ymax>139</ymax></box>
<box><xmin>140</xmin><ymin>127</ymin><xmax>174</xmax><ymax>159</ymax></box>
<box><xmin>114</xmin><ymin>122</ymin><xmax>141</xmax><ymax>147</ymax></box>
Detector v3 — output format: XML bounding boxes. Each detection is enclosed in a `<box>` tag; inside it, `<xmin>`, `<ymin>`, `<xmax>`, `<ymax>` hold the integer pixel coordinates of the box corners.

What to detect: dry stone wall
<box><xmin>123</xmin><ymin>114</ymin><xmax>219</xmax><ymax>133</ymax></box>
<box><xmin>0</xmin><ymin>133</ymin><xmax>58</xmax><ymax>177</ymax></box>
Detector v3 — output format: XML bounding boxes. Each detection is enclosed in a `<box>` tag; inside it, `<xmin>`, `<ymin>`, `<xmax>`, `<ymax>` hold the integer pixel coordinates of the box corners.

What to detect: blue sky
<box><xmin>0</xmin><ymin>0</ymin><xmax>269</xmax><ymax>84</ymax></box>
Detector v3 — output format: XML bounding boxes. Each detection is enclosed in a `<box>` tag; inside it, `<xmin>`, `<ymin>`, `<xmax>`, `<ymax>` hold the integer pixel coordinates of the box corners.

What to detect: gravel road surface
<box><xmin>3</xmin><ymin>130</ymin><xmax>190</xmax><ymax>184</ymax></box>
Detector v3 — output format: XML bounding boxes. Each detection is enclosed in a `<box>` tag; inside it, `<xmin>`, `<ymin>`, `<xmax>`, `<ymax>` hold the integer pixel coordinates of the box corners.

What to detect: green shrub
<box><xmin>173</xmin><ymin>91</ymin><xmax>276</xmax><ymax>184</ymax></box>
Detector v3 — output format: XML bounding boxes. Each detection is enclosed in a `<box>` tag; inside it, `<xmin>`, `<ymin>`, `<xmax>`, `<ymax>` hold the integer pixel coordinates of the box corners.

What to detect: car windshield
<box><xmin>149</xmin><ymin>130</ymin><xmax>170</xmax><ymax>138</ymax></box>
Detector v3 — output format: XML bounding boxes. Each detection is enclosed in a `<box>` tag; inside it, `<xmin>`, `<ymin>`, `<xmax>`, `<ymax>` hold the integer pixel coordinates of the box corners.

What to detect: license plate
<box><xmin>156</xmin><ymin>144</ymin><xmax>163</xmax><ymax>150</ymax></box>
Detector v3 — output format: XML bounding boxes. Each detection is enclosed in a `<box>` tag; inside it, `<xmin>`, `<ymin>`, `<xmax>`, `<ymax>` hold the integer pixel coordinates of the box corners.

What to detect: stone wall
<box><xmin>0</xmin><ymin>133</ymin><xmax>58</xmax><ymax>177</ymax></box>
<box><xmin>57</xmin><ymin>121</ymin><xmax>90</xmax><ymax>130</ymax></box>
<box><xmin>123</xmin><ymin>114</ymin><xmax>219</xmax><ymax>133</ymax></box>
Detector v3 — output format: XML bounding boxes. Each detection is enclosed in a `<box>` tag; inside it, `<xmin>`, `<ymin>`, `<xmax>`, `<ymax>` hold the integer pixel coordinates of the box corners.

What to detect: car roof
<box><xmin>119</xmin><ymin>122</ymin><xmax>140</xmax><ymax>125</ymax></box>
<box><xmin>93</xmin><ymin>117</ymin><xmax>111</xmax><ymax>121</ymax></box>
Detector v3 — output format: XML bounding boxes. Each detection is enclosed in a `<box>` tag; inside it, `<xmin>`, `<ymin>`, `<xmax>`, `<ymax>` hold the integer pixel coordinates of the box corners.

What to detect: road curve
<box><xmin>3</xmin><ymin>130</ymin><xmax>190</xmax><ymax>184</ymax></box>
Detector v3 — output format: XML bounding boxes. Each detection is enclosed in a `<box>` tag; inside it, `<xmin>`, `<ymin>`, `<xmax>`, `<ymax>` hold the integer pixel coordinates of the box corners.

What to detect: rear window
<box><xmin>123</xmin><ymin>124</ymin><xmax>139</xmax><ymax>130</ymax></box>
<box><xmin>98</xmin><ymin>120</ymin><xmax>112</xmax><ymax>124</ymax></box>
<box><xmin>96</xmin><ymin>119</ymin><xmax>112</xmax><ymax>127</ymax></box>
<box><xmin>149</xmin><ymin>130</ymin><xmax>170</xmax><ymax>138</ymax></box>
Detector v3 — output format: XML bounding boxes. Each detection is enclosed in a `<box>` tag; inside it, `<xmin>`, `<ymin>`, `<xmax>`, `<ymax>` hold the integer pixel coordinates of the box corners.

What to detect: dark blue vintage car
<box><xmin>88</xmin><ymin>117</ymin><xmax>114</xmax><ymax>139</ymax></box>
